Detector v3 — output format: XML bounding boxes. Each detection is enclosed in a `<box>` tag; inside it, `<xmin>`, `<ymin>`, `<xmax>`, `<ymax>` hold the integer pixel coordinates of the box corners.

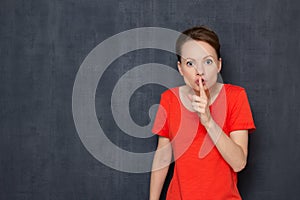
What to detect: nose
<box><xmin>194</xmin><ymin>64</ymin><xmax>205</xmax><ymax>76</ymax></box>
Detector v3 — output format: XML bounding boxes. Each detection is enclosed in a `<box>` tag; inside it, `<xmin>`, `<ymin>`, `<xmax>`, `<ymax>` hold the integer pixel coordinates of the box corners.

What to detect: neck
<box><xmin>187</xmin><ymin>83</ymin><xmax>223</xmax><ymax>104</ymax></box>
<box><xmin>208</xmin><ymin>83</ymin><xmax>221</xmax><ymax>98</ymax></box>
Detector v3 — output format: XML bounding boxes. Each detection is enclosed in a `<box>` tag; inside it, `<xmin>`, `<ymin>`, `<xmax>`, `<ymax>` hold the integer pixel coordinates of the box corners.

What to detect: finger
<box><xmin>203</xmin><ymin>84</ymin><xmax>211</xmax><ymax>100</ymax></box>
<box><xmin>187</xmin><ymin>94</ymin><xmax>193</xmax><ymax>102</ymax></box>
<box><xmin>199</xmin><ymin>78</ymin><xmax>206</xmax><ymax>98</ymax></box>
<box><xmin>191</xmin><ymin>101</ymin><xmax>205</xmax><ymax>108</ymax></box>
<box><xmin>191</xmin><ymin>104</ymin><xmax>203</xmax><ymax>113</ymax></box>
<box><xmin>192</xmin><ymin>96</ymin><xmax>208</xmax><ymax>105</ymax></box>
<box><xmin>192</xmin><ymin>99</ymin><xmax>207</xmax><ymax>107</ymax></box>
<box><xmin>192</xmin><ymin>94</ymin><xmax>201</xmax><ymax>102</ymax></box>
<box><xmin>191</xmin><ymin>102</ymin><xmax>207</xmax><ymax>114</ymax></box>
<box><xmin>194</xmin><ymin>78</ymin><xmax>200</xmax><ymax>96</ymax></box>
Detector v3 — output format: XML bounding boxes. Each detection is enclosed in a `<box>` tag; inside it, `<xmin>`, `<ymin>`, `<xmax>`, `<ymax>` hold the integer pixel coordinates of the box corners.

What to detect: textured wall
<box><xmin>1</xmin><ymin>0</ymin><xmax>300</xmax><ymax>199</ymax></box>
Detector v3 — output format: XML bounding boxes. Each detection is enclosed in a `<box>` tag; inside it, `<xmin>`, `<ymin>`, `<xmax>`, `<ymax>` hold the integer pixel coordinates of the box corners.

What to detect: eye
<box><xmin>204</xmin><ymin>58</ymin><xmax>213</xmax><ymax>65</ymax></box>
<box><xmin>186</xmin><ymin>60</ymin><xmax>194</xmax><ymax>67</ymax></box>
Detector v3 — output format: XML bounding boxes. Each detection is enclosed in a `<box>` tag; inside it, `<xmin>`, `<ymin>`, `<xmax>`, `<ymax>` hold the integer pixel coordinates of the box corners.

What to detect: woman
<box><xmin>150</xmin><ymin>26</ymin><xmax>256</xmax><ymax>200</ymax></box>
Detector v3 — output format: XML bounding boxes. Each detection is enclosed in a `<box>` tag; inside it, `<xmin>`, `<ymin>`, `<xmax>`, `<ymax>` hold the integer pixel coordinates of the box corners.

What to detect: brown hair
<box><xmin>176</xmin><ymin>26</ymin><xmax>221</xmax><ymax>61</ymax></box>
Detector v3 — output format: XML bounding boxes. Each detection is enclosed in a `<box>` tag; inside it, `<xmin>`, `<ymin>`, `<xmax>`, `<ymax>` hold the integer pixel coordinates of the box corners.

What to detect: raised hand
<box><xmin>189</xmin><ymin>78</ymin><xmax>212</xmax><ymax>127</ymax></box>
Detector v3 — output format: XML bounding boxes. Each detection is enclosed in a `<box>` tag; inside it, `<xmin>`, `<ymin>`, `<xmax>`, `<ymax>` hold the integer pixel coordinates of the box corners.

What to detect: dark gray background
<box><xmin>1</xmin><ymin>0</ymin><xmax>300</xmax><ymax>199</ymax></box>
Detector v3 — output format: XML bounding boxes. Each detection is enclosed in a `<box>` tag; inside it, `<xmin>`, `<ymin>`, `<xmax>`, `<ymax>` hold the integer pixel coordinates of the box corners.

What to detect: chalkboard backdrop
<box><xmin>1</xmin><ymin>0</ymin><xmax>300</xmax><ymax>199</ymax></box>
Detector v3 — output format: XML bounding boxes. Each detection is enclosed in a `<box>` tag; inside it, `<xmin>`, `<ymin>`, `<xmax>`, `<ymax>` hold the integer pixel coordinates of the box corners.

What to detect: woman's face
<box><xmin>178</xmin><ymin>40</ymin><xmax>222</xmax><ymax>92</ymax></box>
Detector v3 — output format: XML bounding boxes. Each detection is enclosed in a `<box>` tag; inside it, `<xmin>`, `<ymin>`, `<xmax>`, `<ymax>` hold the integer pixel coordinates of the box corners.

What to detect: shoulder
<box><xmin>224</xmin><ymin>84</ymin><xmax>247</xmax><ymax>98</ymax></box>
<box><xmin>224</xmin><ymin>83</ymin><xmax>245</xmax><ymax>93</ymax></box>
<box><xmin>158</xmin><ymin>87</ymin><xmax>181</xmax><ymax>108</ymax></box>
<box><xmin>160</xmin><ymin>87</ymin><xmax>180</xmax><ymax>99</ymax></box>
<box><xmin>223</xmin><ymin>84</ymin><xmax>251</xmax><ymax>108</ymax></box>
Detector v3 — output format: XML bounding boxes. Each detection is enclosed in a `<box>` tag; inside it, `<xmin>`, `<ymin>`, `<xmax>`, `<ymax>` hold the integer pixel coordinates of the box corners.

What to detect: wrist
<box><xmin>204</xmin><ymin>118</ymin><xmax>215</xmax><ymax>130</ymax></box>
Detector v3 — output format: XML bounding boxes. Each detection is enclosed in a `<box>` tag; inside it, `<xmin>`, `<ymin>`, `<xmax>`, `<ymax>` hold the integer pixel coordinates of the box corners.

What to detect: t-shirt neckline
<box><xmin>176</xmin><ymin>84</ymin><xmax>226</xmax><ymax>113</ymax></box>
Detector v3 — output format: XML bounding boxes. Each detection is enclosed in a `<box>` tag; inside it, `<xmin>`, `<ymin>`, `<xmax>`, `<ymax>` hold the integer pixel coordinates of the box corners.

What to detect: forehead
<box><xmin>181</xmin><ymin>40</ymin><xmax>217</xmax><ymax>59</ymax></box>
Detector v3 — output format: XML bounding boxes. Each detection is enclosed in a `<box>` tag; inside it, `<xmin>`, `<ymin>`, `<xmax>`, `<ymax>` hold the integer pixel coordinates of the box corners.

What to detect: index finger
<box><xmin>198</xmin><ymin>78</ymin><xmax>206</xmax><ymax>98</ymax></box>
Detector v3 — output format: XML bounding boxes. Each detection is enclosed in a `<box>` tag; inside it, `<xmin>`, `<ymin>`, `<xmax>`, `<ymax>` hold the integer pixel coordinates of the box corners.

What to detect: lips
<box><xmin>195</xmin><ymin>78</ymin><xmax>205</xmax><ymax>86</ymax></box>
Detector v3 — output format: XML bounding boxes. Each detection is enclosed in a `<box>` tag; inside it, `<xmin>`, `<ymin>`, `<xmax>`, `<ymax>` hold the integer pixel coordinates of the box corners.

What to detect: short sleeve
<box><xmin>228</xmin><ymin>89</ymin><xmax>256</xmax><ymax>133</ymax></box>
<box><xmin>152</xmin><ymin>92</ymin><xmax>170</xmax><ymax>138</ymax></box>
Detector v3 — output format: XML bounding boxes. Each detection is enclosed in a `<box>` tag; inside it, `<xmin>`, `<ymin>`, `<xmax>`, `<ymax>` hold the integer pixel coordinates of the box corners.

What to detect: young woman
<box><xmin>150</xmin><ymin>26</ymin><xmax>256</xmax><ymax>200</ymax></box>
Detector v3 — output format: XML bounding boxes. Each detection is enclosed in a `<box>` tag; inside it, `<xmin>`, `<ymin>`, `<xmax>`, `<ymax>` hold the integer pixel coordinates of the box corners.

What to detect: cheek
<box><xmin>206</xmin><ymin>66</ymin><xmax>218</xmax><ymax>76</ymax></box>
<box><xmin>181</xmin><ymin>68</ymin><xmax>194</xmax><ymax>79</ymax></box>
<box><xmin>181</xmin><ymin>70</ymin><xmax>195</xmax><ymax>86</ymax></box>
<box><xmin>206</xmin><ymin>68</ymin><xmax>219</xmax><ymax>82</ymax></box>
<box><xmin>183</xmin><ymin>75</ymin><xmax>193</xmax><ymax>86</ymax></box>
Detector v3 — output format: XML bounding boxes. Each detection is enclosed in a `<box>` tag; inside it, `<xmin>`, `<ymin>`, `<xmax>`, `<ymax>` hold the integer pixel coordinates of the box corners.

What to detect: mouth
<box><xmin>195</xmin><ymin>78</ymin><xmax>205</xmax><ymax>86</ymax></box>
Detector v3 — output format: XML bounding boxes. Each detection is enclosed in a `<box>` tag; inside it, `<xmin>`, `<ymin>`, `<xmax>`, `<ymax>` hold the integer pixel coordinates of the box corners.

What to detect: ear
<box><xmin>177</xmin><ymin>61</ymin><xmax>184</xmax><ymax>76</ymax></box>
<box><xmin>217</xmin><ymin>58</ymin><xmax>222</xmax><ymax>73</ymax></box>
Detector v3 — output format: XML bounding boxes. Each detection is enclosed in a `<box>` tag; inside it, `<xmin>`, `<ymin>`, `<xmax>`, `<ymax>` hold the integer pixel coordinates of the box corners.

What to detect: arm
<box><xmin>191</xmin><ymin>81</ymin><xmax>249</xmax><ymax>172</ymax></box>
<box><xmin>205</xmin><ymin>120</ymin><xmax>248</xmax><ymax>172</ymax></box>
<box><xmin>149</xmin><ymin>136</ymin><xmax>172</xmax><ymax>200</ymax></box>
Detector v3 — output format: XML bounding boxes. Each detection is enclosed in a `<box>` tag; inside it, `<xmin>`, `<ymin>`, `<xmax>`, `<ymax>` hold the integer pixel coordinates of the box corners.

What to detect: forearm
<box><xmin>150</xmin><ymin>136</ymin><xmax>172</xmax><ymax>200</ymax></box>
<box><xmin>149</xmin><ymin>151</ymin><xmax>170</xmax><ymax>200</ymax></box>
<box><xmin>205</xmin><ymin>120</ymin><xmax>247</xmax><ymax>172</ymax></box>
<box><xmin>149</xmin><ymin>165</ymin><xmax>169</xmax><ymax>200</ymax></box>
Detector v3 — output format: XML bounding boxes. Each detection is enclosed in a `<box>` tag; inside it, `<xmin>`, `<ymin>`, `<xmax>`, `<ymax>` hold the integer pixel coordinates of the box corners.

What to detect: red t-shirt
<box><xmin>152</xmin><ymin>84</ymin><xmax>256</xmax><ymax>200</ymax></box>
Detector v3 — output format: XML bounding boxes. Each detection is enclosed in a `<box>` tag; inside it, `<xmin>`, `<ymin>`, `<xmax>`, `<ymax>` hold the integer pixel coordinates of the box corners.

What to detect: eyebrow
<box><xmin>183</xmin><ymin>55</ymin><xmax>215</xmax><ymax>61</ymax></box>
<box><xmin>203</xmin><ymin>55</ymin><xmax>215</xmax><ymax>59</ymax></box>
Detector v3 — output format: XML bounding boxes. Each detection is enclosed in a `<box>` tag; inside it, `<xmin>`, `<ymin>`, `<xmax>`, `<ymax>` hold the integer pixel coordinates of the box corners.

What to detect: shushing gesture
<box><xmin>189</xmin><ymin>77</ymin><xmax>212</xmax><ymax>128</ymax></box>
